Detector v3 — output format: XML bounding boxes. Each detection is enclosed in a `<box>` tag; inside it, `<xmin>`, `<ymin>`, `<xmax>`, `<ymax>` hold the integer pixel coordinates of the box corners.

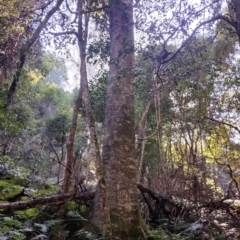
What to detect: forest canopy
<box><xmin>0</xmin><ymin>0</ymin><xmax>240</xmax><ymax>239</ymax></box>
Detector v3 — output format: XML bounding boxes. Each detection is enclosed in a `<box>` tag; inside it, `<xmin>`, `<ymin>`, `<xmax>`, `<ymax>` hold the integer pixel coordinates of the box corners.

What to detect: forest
<box><xmin>0</xmin><ymin>0</ymin><xmax>240</xmax><ymax>239</ymax></box>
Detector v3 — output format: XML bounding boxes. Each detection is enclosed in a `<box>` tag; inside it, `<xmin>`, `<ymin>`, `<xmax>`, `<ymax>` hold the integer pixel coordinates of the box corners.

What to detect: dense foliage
<box><xmin>0</xmin><ymin>0</ymin><xmax>240</xmax><ymax>239</ymax></box>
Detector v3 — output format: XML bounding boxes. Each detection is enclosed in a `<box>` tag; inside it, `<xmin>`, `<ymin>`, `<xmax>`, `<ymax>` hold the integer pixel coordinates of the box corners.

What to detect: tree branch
<box><xmin>162</xmin><ymin>15</ymin><xmax>236</xmax><ymax>65</ymax></box>
<box><xmin>6</xmin><ymin>0</ymin><xmax>65</xmax><ymax>108</ymax></box>
<box><xmin>26</xmin><ymin>0</ymin><xmax>65</xmax><ymax>49</ymax></box>
<box><xmin>49</xmin><ymin>31</ymin><xmax>79</xmax><ymax>38</ymax></box>
<box><xmin>204</xmin><ymin>116</ymin><xmax>240</xmax><ymax>134</ymax></box>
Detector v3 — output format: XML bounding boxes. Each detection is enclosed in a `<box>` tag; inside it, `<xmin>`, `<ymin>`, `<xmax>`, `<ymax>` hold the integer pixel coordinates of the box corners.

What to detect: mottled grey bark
<box><xmin>99</xmin><ymin>0</ymin><xmax>146</xmax><ymax>238</ymax></box>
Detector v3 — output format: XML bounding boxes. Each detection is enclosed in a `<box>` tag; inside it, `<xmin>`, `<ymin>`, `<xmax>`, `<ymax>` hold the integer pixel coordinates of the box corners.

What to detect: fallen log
<box><xmin>137</xmin><ymin>183</ymin><xmax>240</xmax><ymax>222</ymax></box>
<box><xmin>137</xmin><ymin>183</ymin><xmax>185</xmax><ymax>220</ymax></box>
<box><xmin>0</xmin><ymin>191</ymin><xmax>94</xmax><ymax>212</ymax></box>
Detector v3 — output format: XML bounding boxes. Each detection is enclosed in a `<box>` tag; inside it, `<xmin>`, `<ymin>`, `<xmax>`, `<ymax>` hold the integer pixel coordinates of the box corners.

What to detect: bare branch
<box><xmin>26</xmin><ymin>0</ymin><xmax>65</xmax><ymax>49</ymax></box>
<box><xmin>204</xmin><ymin>116</ymin><xmax>240</xmax><ymax>134</ymax></box>
<box><xmin>162</xmin><ymin>15</ymin><xmax>236</xmax><ymax>65</ymax></box>
<box><xmin>49</xmin><ymin>31</ymin><xmax>79</xmax><ymax>38</ymax></box>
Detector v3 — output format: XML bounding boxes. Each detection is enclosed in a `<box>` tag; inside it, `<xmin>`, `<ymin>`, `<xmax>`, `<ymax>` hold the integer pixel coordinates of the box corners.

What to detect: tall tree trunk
<box><xmin>78</xmin><ymin>1</ymin><xmax>111</xmax><ymax>234</ymax></box>
<box><xmin>62</xmin><ymin>88</ymin><xmax>83</xmax><ymax>193</ymax></box>
<box><xmin>62</xmin><ymin>2</ymin><xmax>110</xmax><ymax>233</ymax></box>
<box><xmin>98</xmin><ymin>0</ymin><xmax>146</xmax><ymax>238</ymax></box>
<box><xmin>153</xmin><ymin>78</ymin><xmax>163</xmax><ymax>178</ymax></box>
<box><xmin>137</xmin><ymin>99</ymin><xmax>152</xmax><ymax>183</ymax></box>
<box><xmin>232</xmin><ymin>0</ymin><xmax>240</xmax><ymax>38</ymax></box>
